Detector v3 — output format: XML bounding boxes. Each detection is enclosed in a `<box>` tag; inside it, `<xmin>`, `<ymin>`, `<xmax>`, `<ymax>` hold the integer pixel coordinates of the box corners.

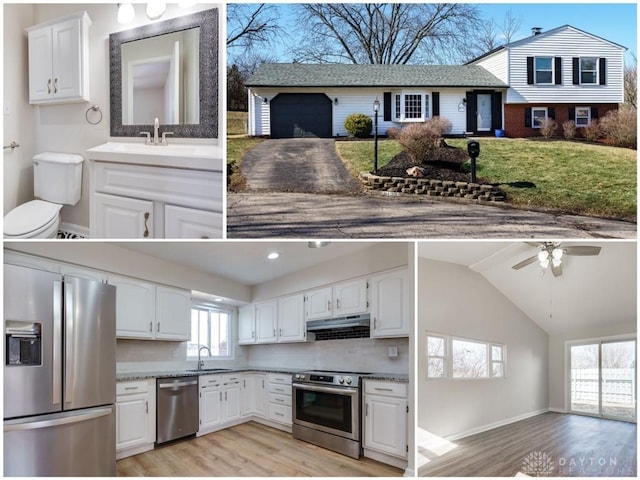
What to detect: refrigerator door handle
<box><xmin>52</xmin><ymin>280</ymin><xmax>62</xmax><ymax>406</ymax></box>
<box><xmin>64</xmin><ymin>281</ymin><xmax>74</xmax><ymax>405</ymax></box>
<box><xmin>4</xmin><ymin>406</ymin><xmax>113</xmax><ymax>432</ymax></box>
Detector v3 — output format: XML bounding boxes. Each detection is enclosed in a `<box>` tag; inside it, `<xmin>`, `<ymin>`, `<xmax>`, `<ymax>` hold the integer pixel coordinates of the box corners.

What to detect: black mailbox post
<box><xmin>467</xmin><ymin>140</ymin><xmax>480</xmax><ymax>183</ymax></box>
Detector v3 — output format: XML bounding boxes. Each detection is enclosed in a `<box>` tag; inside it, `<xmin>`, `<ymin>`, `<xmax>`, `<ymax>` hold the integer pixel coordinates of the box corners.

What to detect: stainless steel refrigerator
<box><xmin>3</xmin><ymin>263</ymin><xmax>117</xmax><ymax>476</ymax></box>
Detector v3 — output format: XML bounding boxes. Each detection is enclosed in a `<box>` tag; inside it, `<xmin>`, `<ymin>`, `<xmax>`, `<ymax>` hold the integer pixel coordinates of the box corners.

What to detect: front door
<box><xmin>476</xmin><ymin>94</ymin><xmax>492</xmax><ymax>131</ymax></box>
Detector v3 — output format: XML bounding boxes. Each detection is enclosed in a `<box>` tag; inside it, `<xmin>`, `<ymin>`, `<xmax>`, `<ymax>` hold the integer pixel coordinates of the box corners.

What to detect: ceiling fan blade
<box><xmin>563</xmin><ymin>246</ymin><xmax>601</xmax><ymax>256</ymax></box>
<box><xmin>551</xmin><ymin>262</ymin><xmax>563</xmax><ymax>277</ymax></box>
<box><xmin>512</xmin><ymin>255</ymin><xmax>538</xmax><ymax>270</ymax></box>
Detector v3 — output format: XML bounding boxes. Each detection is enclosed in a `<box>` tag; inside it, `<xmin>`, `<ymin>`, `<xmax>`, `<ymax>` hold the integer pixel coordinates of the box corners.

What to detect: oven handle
<box><xmin>293</xmin><ymin>383</ymin><xmax>358</xmax><ymax>396</ymax></box>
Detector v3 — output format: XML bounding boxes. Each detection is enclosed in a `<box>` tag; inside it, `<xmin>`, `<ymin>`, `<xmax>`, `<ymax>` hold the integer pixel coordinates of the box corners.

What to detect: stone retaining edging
<box><xmin>359</xmin><ymin>172</ymin><xmax>506</xmax><ymax>202</ymax></box>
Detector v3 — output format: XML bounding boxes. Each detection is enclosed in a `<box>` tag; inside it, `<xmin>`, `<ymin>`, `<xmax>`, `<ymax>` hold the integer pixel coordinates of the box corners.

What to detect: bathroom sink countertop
<box><xmin>86</xmin><ymin>142</ymin><xmax>223</xmax><ymax>171</ymax></box>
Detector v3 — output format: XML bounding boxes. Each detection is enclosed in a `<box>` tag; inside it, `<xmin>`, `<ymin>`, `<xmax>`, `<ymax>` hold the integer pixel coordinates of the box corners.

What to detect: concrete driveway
<box><xmin>227</xmin><ymin>192</ymin><xmax>636</xmax><ymax>239</ymax></box>
<box><xmin>240</xmin><ymin>138</ymin><xmax>360</xmax><ymax>193</ymax></box>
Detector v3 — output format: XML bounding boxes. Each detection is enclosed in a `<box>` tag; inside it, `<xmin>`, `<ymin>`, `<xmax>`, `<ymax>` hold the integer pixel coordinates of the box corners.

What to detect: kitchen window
<box><xmin>580</xmin><ymin>57</ymin><xmax>598</xmax><ymax>84</ymax></box>
<box><xmin>188</xmin><ymin>305</ymin><xmax>231</xmax><ymax>358</ymax></box>
<box><xmin>535</xmin><ymin>57</ymin><xmax>554</xmax><ymax>84</ymax></box>
<box><xmin>575</xmin><ymin>106</ymin><xmax>591</xmax><ymax>126</ymax></box>
<box><xmin>393</xmin><ymin>91</ymin><xmax>429</xmax><ymax>122</ymax></box>
<box><xmin>426</xmin><ymin>333</ymin><xmax>506</xmax><ymax>379</ymax></box>
<box><xmin>531</xmin><ymin>107</ymin><xmax>548</xmax><ymax>128</ymax></box>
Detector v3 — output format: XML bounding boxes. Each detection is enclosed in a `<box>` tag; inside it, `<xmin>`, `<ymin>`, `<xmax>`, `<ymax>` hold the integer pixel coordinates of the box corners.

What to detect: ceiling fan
<box><xmin>512</xmin><ymin>242</ymin><xmax>601</xmax><ymax>277</ymax></box>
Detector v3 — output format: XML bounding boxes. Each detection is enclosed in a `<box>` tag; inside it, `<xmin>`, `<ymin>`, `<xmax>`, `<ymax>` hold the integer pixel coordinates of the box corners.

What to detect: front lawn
<box><xmin>227</xmin><ymin>137</ymin><xmax>265</xmax><ymax>165</ymax></box>
<box><xmin>337</xmin><ymin>138</ymin><xmax>637</xmax><ymax>220</ymax></box>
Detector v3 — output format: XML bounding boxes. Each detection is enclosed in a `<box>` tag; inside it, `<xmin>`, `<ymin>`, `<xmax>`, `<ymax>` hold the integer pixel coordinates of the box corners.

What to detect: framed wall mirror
<box><xmin>109</xmin><ymin>8</ymin><xmax>218</xmax><ymax>138</ymax></box>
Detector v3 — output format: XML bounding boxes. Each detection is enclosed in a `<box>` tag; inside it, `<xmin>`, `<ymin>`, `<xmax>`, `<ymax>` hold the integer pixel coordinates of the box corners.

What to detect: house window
<box><xmin>393</xmin><ymin>91</ymin><xmax>429</xmax><ymax>122</ymax></box>
<box><xmin>531</xmin><ymin>107</ymin><xmax>548</xmax><ymax>128</ymax></box>
<box><xmin>535</xmin><ymin>57</ymin><xmax>553</xmax><ymax>84</ymax></box>
<box><xmin>426</xmin><ymin>333</ymin><xmax>506</xmax><ymax>380</ymax></box>
<box><xmin>580</xmin><ymin>57</ymin><xmax>598</xmax><ymax>84</ymax></box>
<box><xmin>188</xmin><ymin>305</ymin><xmax>231</xmax><ymax>358</ymax></box>
<box><xmin>575</xmin><ymin>106</ymin><xmax>591</xmax><ymax>126</ymax></box>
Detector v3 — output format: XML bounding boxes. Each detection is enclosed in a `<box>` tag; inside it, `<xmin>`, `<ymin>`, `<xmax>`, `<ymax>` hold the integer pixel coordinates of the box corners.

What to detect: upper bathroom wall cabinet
<box><xmin>26</xmin><ymin>11</ymin><xmax>91</xmax><ymax>105</ymax></box>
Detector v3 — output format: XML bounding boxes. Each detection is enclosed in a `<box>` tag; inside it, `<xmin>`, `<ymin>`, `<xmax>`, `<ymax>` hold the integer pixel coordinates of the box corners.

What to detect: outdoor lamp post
<box><xmin>373</xmin><ymin>98</ymin><xmax>380</xmax><ymax>173</ymax></box>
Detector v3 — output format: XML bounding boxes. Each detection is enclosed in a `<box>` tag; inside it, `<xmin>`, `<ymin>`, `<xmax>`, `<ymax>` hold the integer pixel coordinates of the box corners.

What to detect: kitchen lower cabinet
<box><xmin>221</xmin><ymin>375</ymin><xmax>242</xmax><ymax>423</ymax></box>
<box><xmin>370</xmin><ymin>268</ymin><xmax>410</xmax><ymax>338</ymax></box>
<box><xmin>199</xmin><ymin>375</ymin><xmax>223</xmax><ymax>432</ymax></box>
<box><xmin>363</xmin><ymin>380</ymin><xmax>408</xmax><ymax>467</ymax></box>
<box><xmin>241</xmin><ymin>373</ymin><xmax>267</xmax><ymax>418</ymax></box>
<box><xmin>267</xmin><ymin>373</ymin><xmax>292</xmax><ymax>427</ymax></box>
<box><xmin>116</xmin><ymin>380</ymin><xmax>155</xmax><ymax>459</ymax></box>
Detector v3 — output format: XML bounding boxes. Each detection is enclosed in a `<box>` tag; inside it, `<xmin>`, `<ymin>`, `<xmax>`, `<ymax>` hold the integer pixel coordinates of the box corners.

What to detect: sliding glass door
<box><xmin>570</xmin><ymin>339</ymin><xmax>636</xmax><ymax>421</ymax></box>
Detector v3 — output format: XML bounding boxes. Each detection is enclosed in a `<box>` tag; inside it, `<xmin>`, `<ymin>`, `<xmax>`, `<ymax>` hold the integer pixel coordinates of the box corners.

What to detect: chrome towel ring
<box><xmin>85</xmin><ymin>104</ymin><xmax>103</xmax><ymax>125</ymax></box>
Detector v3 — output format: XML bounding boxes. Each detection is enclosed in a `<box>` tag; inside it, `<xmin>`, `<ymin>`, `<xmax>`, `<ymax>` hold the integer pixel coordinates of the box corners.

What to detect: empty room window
<box><xmin>491</xmin><ymin>344</ymin><xmax>505</xmax><ymax>378</ymax></box>
<box><xmin>535</xmin><ymin>57</ymin><xmax>554</xmax><ymax>84</ymax></box>
<box><xmin>426</xmin><ymin>333</ymin><xmax>506</xmax><ymax>379</ymax></box>
<box><xmin>188</xmin><ymin>306</ymin><xmax>231</xmax><ymax>358</ymax></box>
<box><xmin>452</xmin><ymin>338</ymin><xmax>488</xmax><ymax>378</ymax></box>
<box><xmin>427</xmin><ymin>335</ymin><xmax>447</xmax><ymax>378</ymax></box>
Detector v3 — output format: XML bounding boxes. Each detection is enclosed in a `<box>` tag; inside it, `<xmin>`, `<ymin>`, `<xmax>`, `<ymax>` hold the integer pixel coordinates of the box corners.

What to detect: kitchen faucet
<box><xmin>198</xmin><ymin>346</ymin><xmax>212</xmax><ymax>370</ymax></box>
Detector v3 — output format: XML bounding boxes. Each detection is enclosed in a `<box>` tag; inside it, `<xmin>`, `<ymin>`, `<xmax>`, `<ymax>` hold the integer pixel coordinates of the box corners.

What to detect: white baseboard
<box><xmin>403</xmin><ymin>467</ymin><xmax>415</xmax><ymax>477</ymax></box>
<box><xmin>548</xmin><ymin>407</ymin><xmax>567</xmax><ymax>413</ymax></box>
<box><xmin>445</xmin><ymin>408</ymin><xmax>550</xmax><ymax>441</ymax></box>
<box><xmin>363</xmin><ymin>447</ymin><xmax>407</xmax><ymax>470</ymax></box>
<box><xmin>59</xmin><ymin>222</ymin><xmax>89</xmax><ymax>238</ymax></box>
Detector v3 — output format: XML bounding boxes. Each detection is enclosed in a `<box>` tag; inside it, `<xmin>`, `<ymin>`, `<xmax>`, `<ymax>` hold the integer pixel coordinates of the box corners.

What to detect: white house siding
<box><xmin>248</xmin><ymin>89</ymin><xmax>271</xmax><ymax>136</ymax></box>
<box><xmin>505</xmin><ymin>27</ymin><xmax>625</xmax><ymax>103</ymax></box>
<box><xmin>438</xmin><ymin>89</ymin><xmax>472</xmax><ymax>135</ymax></box>
<box><xmin>475</xmin><ymin>49</ymin><xmax>509</xmax><ymax>84</ymax></box>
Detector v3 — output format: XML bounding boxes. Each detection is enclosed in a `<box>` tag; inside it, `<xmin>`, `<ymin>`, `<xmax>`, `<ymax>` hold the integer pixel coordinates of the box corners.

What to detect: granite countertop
<box><xmin>117</xmin><ymin>367</ymin><xmax>408</xmax><ymax>383</ymax></box>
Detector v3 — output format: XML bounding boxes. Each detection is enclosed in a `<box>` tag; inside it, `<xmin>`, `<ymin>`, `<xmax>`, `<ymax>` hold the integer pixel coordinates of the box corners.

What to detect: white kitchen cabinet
<box><xmin>116</xmin><ymin>380</ymin><xmax>155</xmax><ymax>459</ymax></box>
<box><xmin>305</xmin><ymin>279</ymin><xmax>368</xmax><ymax>321</ymax></box>
<box><xmin>370</xmin><ymin>268</ymin><xmax>410</xmax><ymax>338</ymax></box>
<box><xmin>59</xmin><ymin>265</ymin><xmax>107</xmax><ymax>283</ymax></box>
<box><xmin>277</xmin><ymin>293</ymin><xmax>306</xmax><ymax>343</ymax></box>
<box><xmin>4</xmin><ymin>251</ymin><xmax>61</xmax><ymax>273</ymax></box>
<box><xmin>110</xmin><ymin>275</ymin><xmax>156</xmax><ymax>339</ymax></box>
<box><xmin>155</xmin><ymin>286</ymin><xmax>191</xmax><ymax>340</ymax></box>
<box><xmin>199</xmin><ymin>375</ymin><xmax>222</xmax><ymax>431</ymax></box>
<box><xmin>267</xmin><ymin>373</ymin><xmax>292</xmax><ymax>427</ymax></box>
<box><xmin>221</xmin><ymin>374</ymin><xmax>242</xmax><ymax>423</ymax></box>
<box><xmin>93</xmin><ymin>193</ymin><xmax>154</xmax><ymax>239</ymax></box>
<box><xmin>241</xmin><ymin>374</ymin><xmax>266</xmax><ymax>418</ymax></box>
<box><xmin>255</xmin><ymin>301</ymin><xmax>277</xmax><ymax>343</ymax></box>
<box><xmin>89</xmin><ymin>161</ymin><xmax>222</xmax><ymax>239</ymax></box>
<box><xmin>363</xmin><ymin>380</ymin><xmax>408</xmax><ymax>462</ymax></box>
<box><xmin>238</xmin><ymin>305</ymin><xmax>256</xmax><ymax>344</ymax></box>
<box><xmin>26</xmin><ymin>12</ymin><xmax>91</xmax><ymax>104</ymax></box>
<box><xmin>305</xmin><ymin>287</ymin><xmax>333</xmax><ymax>320</ymax></box>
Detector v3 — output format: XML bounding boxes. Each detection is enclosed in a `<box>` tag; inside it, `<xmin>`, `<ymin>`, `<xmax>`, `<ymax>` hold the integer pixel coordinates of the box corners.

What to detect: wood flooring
<box><xmin>117</xmin><ymin>421</ymin><xmax>404</xmax><ymax>477</ymax></box>
<box><xmin>419</xmin><ymin>412</ymin><xmax>637</xmax><ymax>477</ymax></box>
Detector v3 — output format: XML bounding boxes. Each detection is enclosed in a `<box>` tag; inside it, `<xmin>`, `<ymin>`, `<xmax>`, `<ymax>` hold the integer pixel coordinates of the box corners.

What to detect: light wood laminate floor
<box><xmin>117</xmin><ymin>421</ymin><xmax>404</xmax><ymax>477</ymax></box>
<box><xmin>419</xmin><ymin>412</ymin><xmax>636</xmax><ymax>477</ymax></box>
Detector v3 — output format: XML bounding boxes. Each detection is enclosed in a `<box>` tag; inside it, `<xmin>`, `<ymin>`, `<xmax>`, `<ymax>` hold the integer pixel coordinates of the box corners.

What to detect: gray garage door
<box><xmin>270</xmin><ymin>93</ymin><xmax>332</xmax><ymax>139</ymax></box>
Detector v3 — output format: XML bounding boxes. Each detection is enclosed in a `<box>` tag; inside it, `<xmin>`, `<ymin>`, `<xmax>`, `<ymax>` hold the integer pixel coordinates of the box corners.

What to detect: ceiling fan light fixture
<box><xmin>552</xmin><ymin>248</ymin><xmax>564</xmax><ymax>260</ymax></box>
<box><xmin>552</xmin><ymin>257</ymin><xmax>562</xmax><ymax>268</ymax></box>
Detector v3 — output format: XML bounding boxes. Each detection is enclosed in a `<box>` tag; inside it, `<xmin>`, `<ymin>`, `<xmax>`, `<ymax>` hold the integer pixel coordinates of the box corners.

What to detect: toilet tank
<box><xmin>33</xmin><ymin>152</ymin><xmax>84</xmax><ymax>205</ymax></box>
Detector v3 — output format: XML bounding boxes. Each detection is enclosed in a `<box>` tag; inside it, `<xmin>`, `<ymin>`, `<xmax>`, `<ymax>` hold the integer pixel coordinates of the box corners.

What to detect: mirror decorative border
<box><xmin>109</xmin><ymin>8</ymin><xmax>218</xmax><ymax>138</ymax></box>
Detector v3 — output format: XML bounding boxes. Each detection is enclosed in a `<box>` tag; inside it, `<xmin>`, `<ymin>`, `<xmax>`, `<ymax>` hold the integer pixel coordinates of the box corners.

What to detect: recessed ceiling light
<box><xmin>308</xmin><ymin>241</ymin><xmax>331</xmax><ymax>248</ymax></box>
<box><xmin>267</xmin><ymin>252</ymin><xmax>280</xmax><ymax>260</ymax></box>
<box><xmin>214</xmin><ymin>298</ymin><xmax>223</xmax><ymax>302</ymax></box>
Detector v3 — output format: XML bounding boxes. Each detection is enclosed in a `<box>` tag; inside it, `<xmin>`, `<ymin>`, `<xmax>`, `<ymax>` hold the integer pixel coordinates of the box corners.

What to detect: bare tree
<box><xmin>227</xmin><ymin>4</ymin><xmax>281</xmax><ymax>50</ymax></box>
<box><xmin>499</xmin><ymin>9</ymin><xmax>522</xmax><ymax>44</ymax></box>
<box><xmin>472</xmin><ymin>9</ymin><xmax>522</xmax><ymax>58</ymax></box>
<box><xmin>291</xmin><ymin>3</ymin><xmax>482</xmax><ymax>65</ymax></box>
<box><xmin>624</xmin><ymin>53</ymin><xmax>637</xmax><ymax>109</ymax></box>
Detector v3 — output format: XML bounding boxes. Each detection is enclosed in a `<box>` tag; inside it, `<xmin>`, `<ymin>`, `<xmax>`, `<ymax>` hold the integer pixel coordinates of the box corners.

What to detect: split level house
<box><xmin>246</xmin><ymin>25</ymin><xmax>626</xmax><ymax>139</ymax></box>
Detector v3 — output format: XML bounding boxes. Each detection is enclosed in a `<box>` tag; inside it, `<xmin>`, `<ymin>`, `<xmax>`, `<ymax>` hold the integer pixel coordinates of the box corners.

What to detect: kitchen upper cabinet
<box><xmin>277</xmin><ymin>294</ymin><xmax>306</xmax><ymax>343</ymax></box>
<box><xmin>305</xmin><ymin>279</ymin><xmax>368</xmax><ymax>321</ymax></box>
<box><xmin>363</xmin><ymin>380</ymin><xmax>408</xmax><ymax>461</ymax></box>
<box><xmin>255</xmin><ymin>301</ymin><xmax>277</xmax><ymax>343</ymax></box>
<box><xmin>238</xmin><ymin>305</ymin><xmax>256</xmax><ymax>344</ymax></box>
<box><xmin>59</xmin><ymin>265</ymin><xmax>107</xmax><ymax>283</ymax></box>
<box><xmin>116</xmin><ymin>380</ymin><xmax>155</xmax><ymax>459</ymax></box>
<box><xmin>26</xmin><ymin>12</ymin><xmax>91</xmax><ymax>104</ymax></box>
<box><xmin>155</xmin><ymin>286</ymin><xmax>191</xmax><ymax>340</ymax></box>
<box><xmin>110</xmin><ymin>275</ymin><xmax>156</xmax><ymax>339</ymax></box>
<box><xmin>370</xmin><ymin>268</ymin><xmax>410</xmax><ymax>338</ymax></box>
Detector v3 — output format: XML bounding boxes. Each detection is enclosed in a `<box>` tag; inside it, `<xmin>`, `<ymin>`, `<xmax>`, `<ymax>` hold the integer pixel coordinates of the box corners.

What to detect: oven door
<box><xmin>293</xmin><ymin>383</ymin><xmax>359</xmax><ymax>441</ymax></box>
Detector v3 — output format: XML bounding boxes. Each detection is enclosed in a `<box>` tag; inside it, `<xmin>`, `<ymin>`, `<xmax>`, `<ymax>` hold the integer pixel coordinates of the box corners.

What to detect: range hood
<box><xmin>306</xmin><ymin>314</ymin><xmax>370</xmax><ymax>331</ymax></box>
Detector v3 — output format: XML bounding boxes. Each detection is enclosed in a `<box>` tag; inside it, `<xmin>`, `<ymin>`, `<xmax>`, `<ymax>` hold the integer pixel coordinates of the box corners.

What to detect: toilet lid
<box><xmin>4</xmin><ymin>200</ymin><xmax>61</xmax><ymax>237</ymax></box>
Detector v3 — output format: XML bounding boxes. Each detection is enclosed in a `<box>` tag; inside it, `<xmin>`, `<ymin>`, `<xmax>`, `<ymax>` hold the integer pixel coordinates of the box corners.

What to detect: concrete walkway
<box><xmin>227</xmin><ymin>192</ymin><xmax>636</xmax><ymax>239</ymax></box>
<box><xmin>240</xmin><ymin>138</ymin><xmax>360</xmax><ymax>193</ymax></box>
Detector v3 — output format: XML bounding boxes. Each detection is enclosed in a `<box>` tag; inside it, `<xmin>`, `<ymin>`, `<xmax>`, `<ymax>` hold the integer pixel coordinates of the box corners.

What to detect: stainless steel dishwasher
<box><xmin>156</xmin><ymin>376</ymin><xmax>199</xmax><ymax>444</ymax></box>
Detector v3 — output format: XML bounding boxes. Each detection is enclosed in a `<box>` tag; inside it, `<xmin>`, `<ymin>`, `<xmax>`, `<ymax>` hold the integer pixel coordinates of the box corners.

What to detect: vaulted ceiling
<box><xmin>418</xmin><ymin>241</ymin><xmax>637</xmax><ymax>335</ymax></box>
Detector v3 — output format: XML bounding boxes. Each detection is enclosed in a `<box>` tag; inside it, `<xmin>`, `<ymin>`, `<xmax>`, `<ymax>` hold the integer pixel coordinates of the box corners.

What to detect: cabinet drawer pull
<box><xmin>219</xmin><ymin>391</ymin><xmax>222</xmax><ymax>401</ymax></box>
<box><xmin>365</xmin><ymin>403</ymin><xmax>369</xmax><ymax>416</ymax></box>
<box><xmin>149</xmin><ymin>321</ymin><xmax>152</xmax><ymax>332</ymax></box>
<box><xmin>275</xmin><ymin>412</ymin><xmax>284</xmax><ymax>417</ymax></box>
<box><xmin>328</xmin><ymin>300</ymin><xmax>331</xmax><ymax>311</ymax></box>
<box><xmin>47</xmin><ymin>79</ymin><xmax>52</xmax><ymax>94</ymax></box>
<box><xmin>124</xmin><ymin>386</ymin><xmax>138</xmax><ymax>391</ymax></box>
<box><xmin>143</xmin><ymin>212</ymin><xmax>150</xmax><ymax>238</ymax></box>
<box><xmin>374</xmin><ymin>387</ymin><xmax>394</xmax><ymax>392</ymax></box>
<box><xmin>145</xmin><ymin>400</ymin><xmax>148</xmax><ymax>414</ymax></box>
<box><xmin>274</xmin><ymin>388</ymin><xmax>284</xmax><ymax>393</ymax></box>
<box><xmin>275</xmin><ymin>397</ymin><xmax>284</xmax><ymax>402</ymax></box>
<box><xmin>53</xmin><ymin>78</ymin><xmax>58</xmax><ymax>94</ymax></box>
<box><xmin>336</xmin><ymin>299</ymin><xmax>340</xmax><ymax>310</ymax></box>
<box><xmin>273</xmin><ymin>329</ymin><xmax>276</xmax><ymax>337</ymax></box>
<box><xmin>225</xmin><ymin>391</ymin><xmax>227</xmax><ymax>401</ymax></box>
<box><xmin>157</xmin><ymin>322</ymin><xmax>160</xmax><ymax>333</ymax></box>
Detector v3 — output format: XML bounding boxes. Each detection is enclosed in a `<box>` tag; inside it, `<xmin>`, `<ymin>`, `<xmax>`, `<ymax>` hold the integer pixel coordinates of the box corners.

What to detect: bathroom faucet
<box><xmin>153</xmin><ymin>117</ymin><xmax>160</xmax><ymax>145</ymax></box>
<box><xmin>139</xmin><ymin>119</ymin><xmax>173</xmax><ymax>145</ymax></box>
<box><xmin>198</xmin><ymin>346</ymin><xmax>212</xmax><ymax>370</ymax></box>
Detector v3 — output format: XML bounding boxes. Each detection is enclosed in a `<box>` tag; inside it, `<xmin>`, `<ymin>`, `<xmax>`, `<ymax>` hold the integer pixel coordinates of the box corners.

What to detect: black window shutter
<box><xmin>568</xmin><ymin>107</ymin><xmax>576</xmax><ymax>121</ymax></box>
<box><xmin>591</xmin><ymin>107</ymin><xmax>599</xmax><ymax>119</ymax></box>
<box><xmin>599</xmin><ymin>58</ymin><xmax>606</xmax><ymax>85</ymax></box>
<box><xmin>554</xmin><ymin>57</ymin><xmax>562</xmax><ymax>84</ymax></box>
<box><xmin>383</xmin><ymin>92</ymin><xmax>391</xmax><ymax>122</ymax></box>
<box><xmin>548</xmin><ymin>107</ymin><xmax>555</xmax><ymax>120</ymax></box>
<box><xmin>524</xmin><ymin>107</ymin><xmax>532</xmax><ymax>128</ymax></box>
<box><xmin>572</xmin><ymin>57</ymin><xmax>580</xmax><ymax>84</ymax></box>
<box><xmin>466</xmin><ymin>93</ymin><xmax>477</xmax><ymax>132</ymax></box>
<box><xmin>491</xmin><ymin>92</ymin><xmax>502</xmax><ymax>130</ymax></box>
<box><xmin>432</xmin><ymin>92</ymin><xmax>440</xmax><ymax>117</ymax></box>
<box><xmin>526</xmin><ymin>57</ymin><xmax>534</xmax><ymax>84</ymax></box>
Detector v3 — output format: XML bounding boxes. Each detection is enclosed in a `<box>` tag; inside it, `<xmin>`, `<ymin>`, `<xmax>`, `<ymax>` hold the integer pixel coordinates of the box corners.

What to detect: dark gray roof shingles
<box><xmin>247</xmin><ymin>63</ymin><xmax>507</xmax><ymax>88</ymax></box>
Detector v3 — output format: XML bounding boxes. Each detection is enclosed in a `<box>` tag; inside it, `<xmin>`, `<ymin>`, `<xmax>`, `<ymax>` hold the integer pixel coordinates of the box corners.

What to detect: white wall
<box><xmin>5</xmin><ymin>3</ymin><xmax>220</xmax><ymax>229</ymax></box>
<box><xmin>548</xmin><ymin>321</ymin><xmax>637</xmax><ymax>412</ymax></box>
<box><xmin>418</xmin><ymin>258</ymin><xmax>549</xmax><ymax>438</ymax></box>
<box><xmin>3</xmin><ymin>4</ymin><xmax>36</xmax><ymax>215</ymax></box>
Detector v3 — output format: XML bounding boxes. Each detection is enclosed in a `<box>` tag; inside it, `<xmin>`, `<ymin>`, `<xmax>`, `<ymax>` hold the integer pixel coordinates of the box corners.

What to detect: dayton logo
<box><xmin>522</xmin><ymin>451</ymin><xmax>554</xmax><ymax>477</ymax></box>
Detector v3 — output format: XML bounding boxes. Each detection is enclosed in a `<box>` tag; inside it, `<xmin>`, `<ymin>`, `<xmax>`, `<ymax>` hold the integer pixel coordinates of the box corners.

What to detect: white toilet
<box><xmin>4</xmin><ymin>152</ymin><xmax>84</xmax><ymax>239</ymax></box>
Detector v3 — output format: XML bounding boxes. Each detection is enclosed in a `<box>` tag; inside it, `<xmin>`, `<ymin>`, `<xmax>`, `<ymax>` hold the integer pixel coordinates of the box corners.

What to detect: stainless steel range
<box><xmin>292</xmin><ymin>370</ymin><xmax>368</xmax><ymax>459</ymax></box>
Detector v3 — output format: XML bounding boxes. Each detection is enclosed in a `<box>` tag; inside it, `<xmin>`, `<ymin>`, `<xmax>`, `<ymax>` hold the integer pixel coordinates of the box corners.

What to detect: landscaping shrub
<box><xmin>344</xmin><ymin>113</ymin><xmax>372</xmax><ymax>138</ymax></box>
<box><xmin>387</xmin><ymin>117</ymin><xmax>452</xmax><ymax>162</ymax></box>
<box><xmin>583</xmin><ymin>120</ymin><xmax>601</xmax><ymax>142</ymax></box>
<box><xmin>539</xmin><ymin>118</ymin><xmax>557</xmax><ymax>139</ymax></box>
<box><xmin>599</xmin><ymin>106</ymin><xmax>637</xmax><ymax>149</ymax></box>
<box><xmin>562</xmin><ymin>120</ymin><xmax>576</xmax><ymax>140</ymax></box>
